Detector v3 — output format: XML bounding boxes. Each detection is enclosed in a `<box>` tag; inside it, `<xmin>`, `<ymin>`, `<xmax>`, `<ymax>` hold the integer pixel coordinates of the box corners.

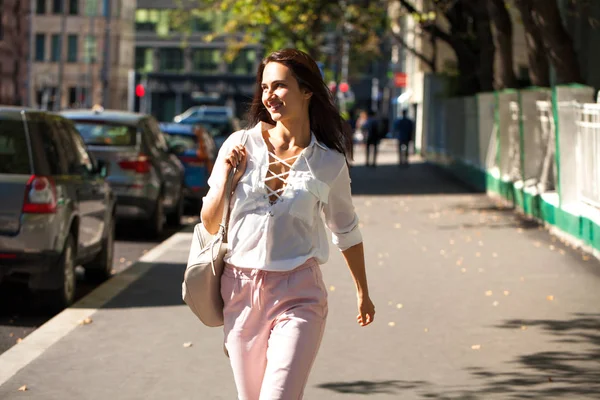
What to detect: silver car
<box><xmin>0</xmin><ymin>108</ymin><xmax>116</xmax><ymax>309</ymax></box>
<box><xmin>61</xmin><ymin>109</ymin><xmax>185</xmax><ymax>237</ymax></box>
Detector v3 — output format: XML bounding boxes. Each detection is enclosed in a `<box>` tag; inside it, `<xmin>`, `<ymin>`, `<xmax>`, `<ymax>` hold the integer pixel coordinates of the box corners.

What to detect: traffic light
<box><xmin>135</xmin><ymin>84</ymin><xmax>145</xmax><ymax>97</ymax></box>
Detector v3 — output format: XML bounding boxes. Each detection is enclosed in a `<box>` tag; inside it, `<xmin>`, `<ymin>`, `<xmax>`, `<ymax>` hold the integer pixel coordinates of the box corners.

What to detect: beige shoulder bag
<box><xmin>182</xmin><ymin>131</ymin><xmax>248</xmax><ymax>327</ymax></box>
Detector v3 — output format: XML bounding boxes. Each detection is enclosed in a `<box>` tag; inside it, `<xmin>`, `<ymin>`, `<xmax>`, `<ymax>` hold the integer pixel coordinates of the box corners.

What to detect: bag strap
<box><xmin>218</xmin><ymin>130</ymin><xmax>249</xmax><ymax>238</ymax></box>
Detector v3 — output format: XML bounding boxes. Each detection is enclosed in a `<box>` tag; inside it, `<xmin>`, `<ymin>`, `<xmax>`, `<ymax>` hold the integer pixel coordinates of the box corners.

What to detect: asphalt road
<box><xmin>0</xmin><ymin>216</ymin><xmax>199</xmax><ymax>356</ymax></box>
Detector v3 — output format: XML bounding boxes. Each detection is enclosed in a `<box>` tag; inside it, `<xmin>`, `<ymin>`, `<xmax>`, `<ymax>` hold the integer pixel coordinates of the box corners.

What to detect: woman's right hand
<box><xmin>223</xmin><ymin>144</ymin><xmax>247</xmax><ymax>189</ymax></box>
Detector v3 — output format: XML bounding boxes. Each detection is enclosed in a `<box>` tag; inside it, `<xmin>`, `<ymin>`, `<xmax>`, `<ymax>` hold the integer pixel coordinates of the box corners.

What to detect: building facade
<box><xmin>134</xmin><ymin>0</ymin><xmax>261</xmax><ymax>121</ymax></box>
<box><xmin>31</xmin><ymin>0</ymin><xmax>135</xmax><ymax>110</ymax></box>
<box><xmin>0</xmin><ymin>0</ymin><xmax>30</xmax><ymax>106</ymax></box>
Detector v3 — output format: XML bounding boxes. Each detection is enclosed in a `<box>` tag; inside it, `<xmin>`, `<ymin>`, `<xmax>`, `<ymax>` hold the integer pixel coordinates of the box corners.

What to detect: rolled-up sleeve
<box><xmin>323</xmin><ymin>161</ymin><xmax>362</xmax><ymax>251</ymax></box>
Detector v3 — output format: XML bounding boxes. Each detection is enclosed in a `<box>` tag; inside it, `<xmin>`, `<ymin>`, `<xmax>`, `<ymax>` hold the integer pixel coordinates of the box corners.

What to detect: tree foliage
<box><xmin>173</xmin><ymin>0</ymin><xmax>387</xmax><ymax>67</ymax></box>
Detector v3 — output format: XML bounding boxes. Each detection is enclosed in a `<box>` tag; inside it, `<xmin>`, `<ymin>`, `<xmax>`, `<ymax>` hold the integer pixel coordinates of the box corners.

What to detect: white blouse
<box><xmin>202</xmin><ymin>122</ymin><xmax>362</xmax><ymax>271</ymax></box>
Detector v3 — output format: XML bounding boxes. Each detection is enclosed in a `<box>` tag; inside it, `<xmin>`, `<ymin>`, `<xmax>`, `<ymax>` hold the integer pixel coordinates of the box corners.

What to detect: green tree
<box><xmin>172</xmin><ymin>0</ymin><xmax>387</xmax><ymax>74</ymax></box>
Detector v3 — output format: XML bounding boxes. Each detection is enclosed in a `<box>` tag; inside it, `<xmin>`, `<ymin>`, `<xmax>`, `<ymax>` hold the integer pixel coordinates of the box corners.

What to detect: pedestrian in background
<box><xmin>364</xmin><ymin>110</ymin><xmax>381</xmax><ymax>167</ymax></box>
<box><xmin>200</xmin><ymin>48</ymin><xmax>375</xmax><ymax>400</ymax></box>
<box><xmin>393</xmin><ymin>108</ymin><xmax>414</xmax><ymax>166</ymax></box>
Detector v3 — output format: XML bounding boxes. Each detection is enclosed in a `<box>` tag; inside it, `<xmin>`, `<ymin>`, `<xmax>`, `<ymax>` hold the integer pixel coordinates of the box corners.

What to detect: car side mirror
<box><xmin>96</xmin><ymin>160</ymin><xmax>110</xmax><ymax>178</ymax></box>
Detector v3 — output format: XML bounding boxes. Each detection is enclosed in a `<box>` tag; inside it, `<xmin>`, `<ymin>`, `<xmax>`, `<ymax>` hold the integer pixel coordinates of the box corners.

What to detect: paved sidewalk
<box><xmin>1</xmin><ymin>149</ymin><xmax>599</xmax><ymax>399</ymax></box>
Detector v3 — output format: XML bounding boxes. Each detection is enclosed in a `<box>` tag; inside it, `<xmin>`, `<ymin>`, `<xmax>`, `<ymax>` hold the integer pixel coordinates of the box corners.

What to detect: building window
<box><xmin>36</xmin><ymin>0</ymin><xmax>46</xmax><ymax>14</ymax></box>
<box><xmin>53</xmin><ymin>0</ymin><xmax>63</xmax><ymax>14</ymax></box>
<box><xmin>51</xmin><ymin>34</ymin><xmax>61</xmax><ymax>62</ymax></box>
<box><xmin>67</xmin><ymin>35</ymin><xmax>78</xmax><ymax>62</ymax></box>
<box><xmin>69</xmin><ymin>0</ymin><xmax>78</xmax><ymax>15</ymax></box>
<box><xmin>191</xmin><ymin>12</ymin><xmax>214</xmax><ymax>32</ymax></box>
<box><xmin>83</xmin><ymin>35</ymin><xmax>97</xmax><ymax>63</ymax></box>
<box><xmin>135</xmin><ymin>9</ymin><xmax>173</xmax><ymax>36</ymax></box>
<box><xmin>35</xmin><ymin>34</ymin><xmax>46</xmax><ymax>61</ymax></box>
<box><xmin>192</xmin><ymin>49</ymin><xmax>222</xmax><ymax>74</ymax></box>
<box><xmin>230</xmin><ymin>49</ymin><xmax>256</xmax><ymax>75</ymax></box>
<box><xmin>84</xmin><ymin>0</ymin><xmax>97</xmax><ymax>16</ymax></box>
<box><xmin>158</xmin><ymin>48</ymin><xmax>183</xmax><ymax>72</ymax></box>
<box><xmin>135</xmin><ymin>47</ymin><xmax>153</xmax><ymax>72</ymax></box>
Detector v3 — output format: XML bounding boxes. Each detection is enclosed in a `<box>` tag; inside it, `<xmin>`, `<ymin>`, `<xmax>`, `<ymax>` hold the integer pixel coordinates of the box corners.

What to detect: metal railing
<box><xmin>507</xmin><ymin>101</ymin><xmax>522</xmax><ymax>181</ymax></box>
<box><xmin>536</xmin><ymin>100</ymin><xmax>556</xmax><ymax>193</ymax></box>
<box><xmin>575</xmin><ymin>104</ymin><xmax>600</xmax><ymax>208</ymax></box>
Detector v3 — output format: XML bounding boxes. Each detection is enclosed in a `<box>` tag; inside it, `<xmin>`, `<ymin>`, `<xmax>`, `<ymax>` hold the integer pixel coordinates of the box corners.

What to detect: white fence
<box><xmin>575</xmin><ymin>104</ymin><xmax>600</xmax><ymax>208</ymax></box>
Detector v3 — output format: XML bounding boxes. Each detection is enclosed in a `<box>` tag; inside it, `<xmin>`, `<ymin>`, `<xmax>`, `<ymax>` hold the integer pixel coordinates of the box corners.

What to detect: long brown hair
<box><xmin>246</xmin><ymin>48</ymin><xmax>352</xmax><ymax>158</ymax></box>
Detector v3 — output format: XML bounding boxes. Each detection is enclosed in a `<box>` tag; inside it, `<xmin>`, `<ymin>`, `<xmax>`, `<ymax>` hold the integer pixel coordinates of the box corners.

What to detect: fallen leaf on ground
<box><xmin>559</xmin><ymin>249</ymin><xmax>566</xmax><ymax>255</ymax></box>
<box><xmin>424</xmin><ymin>328</ymin><xmax>429</xmax><ymax>333</ymax></box>
<box><xmin>503</xmin><ymin>290</ymin><xmax>510</xmax><ymax>296</ymax></box>
<box><xmin>461</xmin><ymin>268</ymin><xmax>467</xmax><ymax>273</ymax></box>
<box><xmin>394</xmin><ymin>223</ymin><xmax>402</xmax><ymax>229</ymax></box>
<box><xmin>456</xmin><ymin>258</ymin><xmax>463</xmax><ymax>266</ymax></box>
<box><xmin>582</xmin><ymin>255</ymin><xmax>591</xmax><ymax>261</ymax></box>
<box><xmin>388</xmin><ymin>322</ymin><xmax>396</xmax><ymax>327</ymax></box>
<box><xmin>9</xmin><ymin>333</ymin><xmax>13</xmax><ymax>337</ymax></box>
<box><xmin>471</xmin><ymin>344</ymin><xmax>481</xmax><ymax>350</ymax></box>
<box><xmin>378</xmin><ymin>261</ymin><xmax>384</xmax><ymax>266</ymax></box>
<box><xmin>517</xmin><ymin>228</ymin><xmax>524</xmax><ymax>233</ymax></box>
<box><xmin>549</xmin><ymin>245</ymin><xmax>556</xmax><ymax>251</ymax></box>
<box><xmin>422</xmin><ymin>246</ymin><xmax>428</xmax><ymax>252</ymax></box>
<box><xmin>78</xmin><ymin>317</ymin><xmax>93</xmax><ymax>326</ymax></box>
<box><xmin>449</xmin><ymin>239</ymin><xmax>455</xmax><ymax>245</ymax></box>
<box><xmin>492</xmin><ymin>301</ymin><xmax>499</xmax><ymax>307</ymax></box>
<box><xmin>396</xmin><ymin>303</ymin><xmax>403</xmax><ymax>309</ymax></box>
<box><xmin>485</xmin><ymin>290</ymin><xmax>493</xmax><ymax>296</ymax></box>
<box><xmin>16</xmin><ymin>338</ymin><xmax>22</xmax><ymax>344</ymax></box>
<box><xmin>183</xmin><ymin>342</ymin><xmax>193</xmax><ymax>348</ymax></box>
<box><xmin>534</xmin><ymin>242</ymin><xmax>541</xmax><ymax>248</ymax></box>
<box><xmin>329</xmin><ymin>286</ymin><xmax>336</xmax><ymax>292</ymax></box>
<box><xmin>475</xmin><ymin>252</ymin><xmax>481</xmax><ymax>257</ymax></box>
<box><xmin>119</xmin><ymin>257</ymin><xmax>125</xmax><ymax>263</ymax></box>
<box><xmin>440</xmin><ymin>250</ymin><xmax>446</xmax><ymax>256</ymax></box>
<box><xmin>521</xmin><ymin>326</ymin><xmax>527</xmax><ymax>330</ymax></box>
<box><xmin>547</xmin><ymin>295</ymin><xmax>554</xmax><ymax>301</ymax></box>
<box><xmin>492</xmin><ymin>253</ymin><xmax>498</xmax><ymax>258</ymax></box>
<box><xmin>18</xmin><ymin>385</ymin><xmax>27</xmax><ymax>392</ymax></box>
<box><xmin>478</xmin><ymin>241</ymin><xmax>484</xmax><ymax>247</ymax></box>
<box><xmin>388</xmin><ymin>301</ymin><xmax>393</xmax><ymax>306</ymax></box>
<box><xmin>520</xmin><ymin>277</ymin><xmax>525</xmax><ymax>282</ymax></box>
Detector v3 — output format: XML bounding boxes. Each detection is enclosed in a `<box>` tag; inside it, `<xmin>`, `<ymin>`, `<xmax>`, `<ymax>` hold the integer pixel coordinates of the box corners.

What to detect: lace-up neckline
<box><xmin>264</xmin><ymin>151</ymin><xmax>301</xmax><ymax>205</ymax></box>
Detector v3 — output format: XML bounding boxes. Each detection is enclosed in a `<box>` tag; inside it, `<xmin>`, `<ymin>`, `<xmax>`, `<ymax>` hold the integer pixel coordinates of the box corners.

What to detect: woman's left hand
<box><xmin>356</xmin><ymin>295</ymin><xmax>375</xmax><ymax>326</ymax></box>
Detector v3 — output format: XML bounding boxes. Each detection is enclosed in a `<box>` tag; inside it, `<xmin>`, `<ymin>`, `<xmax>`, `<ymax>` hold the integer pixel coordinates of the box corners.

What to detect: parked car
<box><xmin>159</xmin><ymin>123</ymin><xmax>217</xmax><ymax>210</ymax></box>
<box><xmin>173</xmin><ymin>105</ymin><xmax>233</xmax><ymax>124</ymax></box>
<box><xmin>61</xmin><ymin>108</ymin><xmax>185</xmax><ymax>236</ymax></box>
<box><xmin>0</xmin><ymin>107</ymin><xmax>116</xmax><ymax>308</ymax></box>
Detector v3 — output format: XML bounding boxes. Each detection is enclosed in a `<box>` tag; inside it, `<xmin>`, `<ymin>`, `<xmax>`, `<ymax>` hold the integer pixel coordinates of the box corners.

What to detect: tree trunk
<box><xmin>514</xmin><ymin>0</ymin><xmax>550</xmax><ymax>86</ymax></box>
<box><xmin>471</xmin><ymin>1</ymin><xmax>495</xmax><ymax>92</ymax></box>
<box><xmin>529</xmin><ymin>0</ymin><xmax>582</xmax><ymax>84</ymax></box>
<box><xmin>487</xmin><ymin>0</ymin><xmax>517</xmax><ymax>89</ymax></box>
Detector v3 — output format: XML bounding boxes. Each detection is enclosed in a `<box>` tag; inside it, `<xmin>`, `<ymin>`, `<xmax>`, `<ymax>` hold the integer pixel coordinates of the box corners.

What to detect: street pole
<box><xmin>101</xmin><ymin>0</ymin><xmax>112</xmax><ymax>108</ymax></box>
<box><xmin>26</xmin><ymin>0</ymin><xmax>35</xmax><ymax>107</ymax></box>
<box><xmin>55</xmin><ymin>0</ymin><xmax>68</xmax><ymax>111</ymax></box>
<box><xmin>86</xmin><ymin>0</ymin><xmax>97</xmax><ymax>107</ymax></box>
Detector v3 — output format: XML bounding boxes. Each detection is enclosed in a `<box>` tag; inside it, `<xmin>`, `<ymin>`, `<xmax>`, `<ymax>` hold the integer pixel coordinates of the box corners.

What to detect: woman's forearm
<box><xmin>341</xmin><ymin>242</ymin><xmax>370</xmax><ymax>297</ymax></box>
<box><xmin>200</xmin><ymin>183</ymin><xmax>228</xmax><ymax>235</ymax></box>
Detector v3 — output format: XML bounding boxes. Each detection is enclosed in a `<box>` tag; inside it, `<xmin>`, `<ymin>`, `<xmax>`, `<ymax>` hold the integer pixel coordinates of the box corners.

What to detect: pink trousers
<box><xmin>221</xmin><ymin>258</ymin><xmax>328</xmax><ymax>400</ymax></box>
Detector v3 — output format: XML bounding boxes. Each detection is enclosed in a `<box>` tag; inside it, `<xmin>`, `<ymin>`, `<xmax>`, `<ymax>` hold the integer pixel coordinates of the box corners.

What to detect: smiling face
<box><xmin>261</xmin><ymin>62</ymin><xmax>312</xmax><ymax>124</ymax></box>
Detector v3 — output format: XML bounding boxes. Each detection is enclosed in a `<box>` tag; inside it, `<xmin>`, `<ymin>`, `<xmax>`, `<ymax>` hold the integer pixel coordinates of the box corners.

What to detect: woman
<box><xmin>201</xmin><ymin>48</ymin><xmax>375</xmax><ymax>400</ymax></box>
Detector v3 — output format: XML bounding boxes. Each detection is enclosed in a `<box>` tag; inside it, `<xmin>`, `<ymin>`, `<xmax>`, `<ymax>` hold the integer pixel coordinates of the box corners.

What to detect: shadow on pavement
<box><xmin>83</xmin><ymin>261</ymin><xmax>187</xmax><ymax>309</ymax></box>
<box><xmin>419</xmin><ymin>313</ymin><xmax>600</xmax><ymax>399</ymax></box>
<box><xmin>316</xmin><ymin>379</ymin><xmax>429</xmax><ymax>395</ymax></box>
<box><xmin>349</xmin><ymin>162</ymin><xmax>479</xmax><ymax>196</ymax></box>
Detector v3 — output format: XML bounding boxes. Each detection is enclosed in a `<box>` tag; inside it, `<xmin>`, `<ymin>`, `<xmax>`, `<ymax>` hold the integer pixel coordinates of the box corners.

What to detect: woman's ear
<box><xmin>303</xmin><ymin>89</ymin><xmax>313</xmax><ymax>100</ymax></box>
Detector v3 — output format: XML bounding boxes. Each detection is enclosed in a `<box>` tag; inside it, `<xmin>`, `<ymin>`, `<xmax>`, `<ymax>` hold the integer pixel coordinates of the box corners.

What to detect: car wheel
<box><xmin>43</xmin><ymin>235</ymin><xmax>76</xmax><ymax>311</ymax></box>
<box><xmin>167</xmin><ymin>189</ymin><xmax>184</xmax><ymax>227</ymax></box>
<box><xmin>84</xmin><ymin>220</ymin><xmax>115</xmax><ymax>282</ymax></box>
<box><xmin>148</xmin><ymin>194</ymin><xmax>164</xmax><ymax>238</ymax></box>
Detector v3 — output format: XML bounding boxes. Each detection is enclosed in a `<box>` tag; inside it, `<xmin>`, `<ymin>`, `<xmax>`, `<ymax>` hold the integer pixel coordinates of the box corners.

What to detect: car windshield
<box><xmin>0</xmin><ymin>119</ymin><xmax>31</xmax><ymax>174</ymax></box>
<box><xmin>73</xmin><ymin>122</ymin><xmax>137</xmax><ymax>146</ymax></box>
<box><xmin>163</xmin><ymin>133</ymin><xmax>197</xmax><ymax>152</ymax></box>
